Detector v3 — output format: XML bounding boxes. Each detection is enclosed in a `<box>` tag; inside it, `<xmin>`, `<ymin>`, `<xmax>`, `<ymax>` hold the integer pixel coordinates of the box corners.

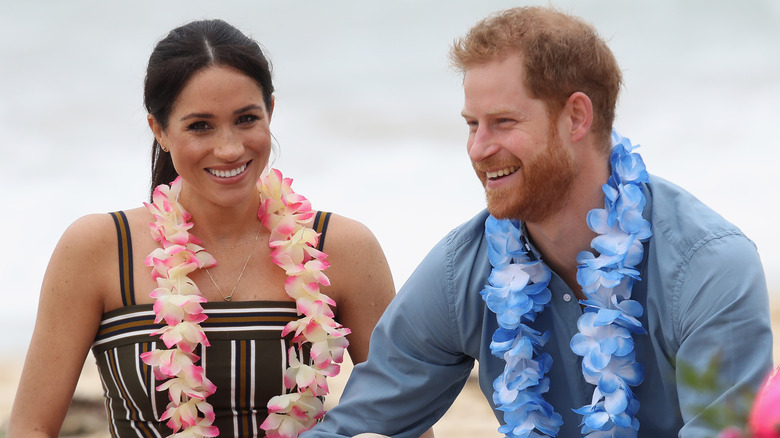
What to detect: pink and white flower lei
<box><xmin>258</xmin><ymin>168</ymin><xmax>351</xmax><ymax>438</ymax></box>
<box><xmin>141</xmin><ymin>168</ymin><xmax>350</xmax><ymax>438</ymax></box>
<box><xmin>142</xmin><ymin>176</ymin><xmax>219</xmax><ymax>438</ymax></box>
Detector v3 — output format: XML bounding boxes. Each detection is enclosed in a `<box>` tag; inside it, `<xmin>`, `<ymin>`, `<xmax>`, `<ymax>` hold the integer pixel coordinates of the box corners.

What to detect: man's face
<box><xmin>462</xmin><ymin>54</ymin><xmax>576</xmax><ymax>222</ymax></box>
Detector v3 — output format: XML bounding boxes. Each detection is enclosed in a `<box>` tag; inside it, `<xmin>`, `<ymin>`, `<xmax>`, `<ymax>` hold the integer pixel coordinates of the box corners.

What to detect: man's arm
<box><xmin>304</xmin><ymin>235</ymin><xmax>477</xmax><ymax>437</ymax></box>
<box><xmin>675</xmin><ymin>233</ymin><xmax>773</xmax><ymax>437</ymax></box>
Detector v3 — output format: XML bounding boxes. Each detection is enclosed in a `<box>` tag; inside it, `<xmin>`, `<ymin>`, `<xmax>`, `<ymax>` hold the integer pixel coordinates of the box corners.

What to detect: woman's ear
<box><xmin>268</xmin><ymin>95</ymin><xmax>275</xmax><ymax>121</ymax></box>
<box><xmin>565</xmin><ymin>92</ymin><xmax>593</xmax><ymax>143</ymax></box>
<box><xmin>147</xmin><ymin>114</ymin><xmax>166</xmax><ymax>149</ymax></box>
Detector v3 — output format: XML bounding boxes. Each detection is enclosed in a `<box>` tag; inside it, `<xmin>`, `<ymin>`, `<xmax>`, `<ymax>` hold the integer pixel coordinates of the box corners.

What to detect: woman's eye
<box><xmin>188</xmin><ymin>121</ymin><xmax>210</xmax><ymax>131</ymax></box>
<box><xmin>237</xmin><ymin>114</ymin><xmax>259</xmax><ymax>125</ymax></box>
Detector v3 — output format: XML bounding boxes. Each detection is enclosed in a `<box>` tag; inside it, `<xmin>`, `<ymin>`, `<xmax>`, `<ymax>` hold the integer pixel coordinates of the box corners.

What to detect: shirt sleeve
<box><xmin>303</xmin><ymin>232</ymin><xmax>476</xmax><ymax>438</ymax></box>
<box><xmin>674</xmin><ymin>232</ymin><xmax>774</xmax><ymax>438</ymax></box>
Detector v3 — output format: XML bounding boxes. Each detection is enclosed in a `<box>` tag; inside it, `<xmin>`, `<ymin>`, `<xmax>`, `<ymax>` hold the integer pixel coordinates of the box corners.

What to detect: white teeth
<box><xmin>208</xmin><ymin>163</ymin><xmax>247</xmax><ymax>178</ymax></box>
<box><xmin>486</xmin><ymin>166</ymin><xmax>519</xmax><ymax>179</ymax></box>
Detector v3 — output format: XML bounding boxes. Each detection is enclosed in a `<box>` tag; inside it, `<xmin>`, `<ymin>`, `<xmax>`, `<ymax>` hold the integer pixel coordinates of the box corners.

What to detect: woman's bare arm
<box><xmin>7</xmin><ymin>214</ymin><xmax>114</xmax><ymax>437</ymax></box>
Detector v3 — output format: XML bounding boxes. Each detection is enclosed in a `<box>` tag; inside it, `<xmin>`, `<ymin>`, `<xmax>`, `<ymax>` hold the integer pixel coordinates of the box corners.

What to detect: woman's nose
<box><xmin>214</xmin><ymin>129</ymin><xmax>244</xmax><ymax>160</ymax></box>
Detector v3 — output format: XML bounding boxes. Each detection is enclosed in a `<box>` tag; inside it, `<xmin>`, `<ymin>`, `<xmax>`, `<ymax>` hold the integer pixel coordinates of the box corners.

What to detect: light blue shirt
<box><xmin>304</xmin><ymin>176</ymin><xmax>773</xmax><ymax>438</ymax></box>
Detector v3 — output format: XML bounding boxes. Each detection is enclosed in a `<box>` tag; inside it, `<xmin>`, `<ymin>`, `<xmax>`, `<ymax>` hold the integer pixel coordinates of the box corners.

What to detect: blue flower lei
<box><xmin>480</xmin><ymin>131</ymin><xmax>652</xmax><ymax>437</ymax></box>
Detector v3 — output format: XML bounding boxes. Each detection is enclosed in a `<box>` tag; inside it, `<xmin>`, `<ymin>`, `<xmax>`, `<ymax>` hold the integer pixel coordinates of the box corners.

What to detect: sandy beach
<box><xmin>1</xmin><ymin>305</ymin><xmax>777</xmax><ymax>437</ymax></box>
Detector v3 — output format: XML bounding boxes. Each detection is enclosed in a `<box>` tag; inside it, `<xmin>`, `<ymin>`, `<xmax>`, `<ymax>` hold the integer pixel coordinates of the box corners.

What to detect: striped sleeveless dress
<box><xmin>91</xmin><ymin>210</ymin><xmax>332</xmax><ymax>437</ymax></box>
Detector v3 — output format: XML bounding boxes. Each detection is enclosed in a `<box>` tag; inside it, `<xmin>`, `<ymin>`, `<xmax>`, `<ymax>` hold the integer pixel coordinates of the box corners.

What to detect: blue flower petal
<box><xmin>594</xmin><ymin>309</ymin><xmax>623</xmax><ymax>326</ymax></box>
<box><xmin>570</xmin><ymin>333</ymin><xmax>593</xmax><ymax>356</ymax></box>
<box><xmin>584</xmin><ymin>409</ymin><xmax>610</xmax><ymax>429</ymax></box>
<box><xmin>605</xmin><ymin>391</ymin><xmax>629</xmax><ymax>416</ymax></box>
<box><xmin>585</xmin><ymin>349</ymin><xmax>611</xmax><ymax>371</ymax></box>
<box><xmin>598</xmin><ymin>371</ymin><xmax>622</xmax><ymax>395</ymax></box>
<box><xmin>623</xmin><ymin>239</ymin><xmax>645</xmax><ymax>267</ymax></box>
<box><xmin>490</xmin><ymin>327</ymin><xmax>518</xmax><ymax>355</ymax></box>
<box><xmin>611</xmin><ymin>411</ymin><xmax>633</xmax><ymax>428</ymax></box>
<box><xmin>591</xmin><ymin>231</ymin><xmax>629</xmax><ymax>258</ymax></box>
<box><xmin>617</xmin><ymin>299</ymin><xmax>644</xmax><ymax>318</ymax></box>
<box><xmin>587</xmin><ymin>208</ymin><xmax>613</xmax><ymax>234</ymax></box>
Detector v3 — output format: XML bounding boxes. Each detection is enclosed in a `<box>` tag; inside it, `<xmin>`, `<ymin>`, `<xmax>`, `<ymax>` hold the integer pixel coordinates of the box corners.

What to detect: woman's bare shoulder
<box><xmin>316</xmin><ymin>211</ymin><xmax>394</xmax><ymax>293</ymax></box>
<box><xmin>317</xmin><ymin>212</ymin><xmax>379</xmax><ymax>252</ymax></box>
<box><xmin>54</xmin><ymin>207</ymin><xmax>150</xmax><ymax>270</ymax></box>
<box><xmin>61</xmin><ymin>213</ymin><xmax>119</xmax><ymax>248</ymax></box>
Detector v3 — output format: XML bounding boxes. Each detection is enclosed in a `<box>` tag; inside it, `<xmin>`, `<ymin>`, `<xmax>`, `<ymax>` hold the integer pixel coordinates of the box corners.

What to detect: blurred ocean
<box><xmin>1</xmin><ymin>0</ymin><xmax>778</xmax><ymax>357</ymax></box>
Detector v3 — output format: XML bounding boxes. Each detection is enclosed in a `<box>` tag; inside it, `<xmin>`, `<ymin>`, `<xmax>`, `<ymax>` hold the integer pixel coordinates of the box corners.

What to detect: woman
<box><xmin>8</xmin><ymin>19</ymin><xmax>395</xmax><ymax>438</ymax></box>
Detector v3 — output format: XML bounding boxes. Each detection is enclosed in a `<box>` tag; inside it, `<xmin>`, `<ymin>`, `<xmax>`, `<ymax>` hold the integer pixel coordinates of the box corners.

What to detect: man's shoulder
<box><xmin>408</xmin><ymin>209</ymin><xmax>490</xmax><ymax>283</ymax></box>
<box><xmin>441</xmin><ymin>209</ymin><xmax>491</xmax><ymax>250</ymax></box>
<box><xmin>647</xmin><ymin>175</ymin><xmax>752</xmax><ymax>257</ymax></box>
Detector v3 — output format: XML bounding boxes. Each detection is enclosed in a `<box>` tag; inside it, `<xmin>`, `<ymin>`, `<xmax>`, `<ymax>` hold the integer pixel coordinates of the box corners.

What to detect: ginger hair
<box><xmin>450</xmin><ymin>6</ymin><xmax>621</xmax><ymax>153</ymax></box>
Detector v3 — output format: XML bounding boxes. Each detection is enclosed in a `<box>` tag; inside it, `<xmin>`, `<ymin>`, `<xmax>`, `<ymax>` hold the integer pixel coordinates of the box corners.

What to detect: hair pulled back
<box><xmin>145</xmin><ymin>19</ymin><xmax>274</xmax><ymax>197</ymax></box>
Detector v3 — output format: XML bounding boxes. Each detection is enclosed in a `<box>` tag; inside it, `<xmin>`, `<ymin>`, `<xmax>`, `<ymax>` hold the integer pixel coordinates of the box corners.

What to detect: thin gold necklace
<box><xmin>205</xmin><ymin>226</ymin><xmax>261</xmax><ymax>301</ymax></box>
<box><xmin>210</xmin><ymin>236</ymin><xmax>256</xmax><ymax>253</ymax></box>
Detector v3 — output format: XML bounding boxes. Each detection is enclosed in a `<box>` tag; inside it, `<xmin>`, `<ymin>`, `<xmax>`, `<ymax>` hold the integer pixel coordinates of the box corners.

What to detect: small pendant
<box><xmin>224</xmin><ymin>296</ymin><xmax>232</xmax><ymax>302</ymax></box>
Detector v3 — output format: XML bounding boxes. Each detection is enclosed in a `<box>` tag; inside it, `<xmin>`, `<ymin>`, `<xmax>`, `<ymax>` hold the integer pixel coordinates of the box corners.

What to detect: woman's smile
<box><xmin>206</xmin><ymin>160</ymin><xmax>251</xmax><ymax>178</ymax></box>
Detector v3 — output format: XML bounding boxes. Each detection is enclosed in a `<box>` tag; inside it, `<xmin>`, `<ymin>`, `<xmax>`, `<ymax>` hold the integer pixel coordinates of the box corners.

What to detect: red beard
<box><xmin>475</xmin><ymin>126</ymin><xmax>576</xmax><ymax>223</ymax></box>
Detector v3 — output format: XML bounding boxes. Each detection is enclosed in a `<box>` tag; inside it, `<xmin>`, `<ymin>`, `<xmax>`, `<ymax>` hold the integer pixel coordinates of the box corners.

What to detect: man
<box><xmin>304</xmin><ymin>6</ymin><xmax>773</xmax><ymax>438</ymax></box>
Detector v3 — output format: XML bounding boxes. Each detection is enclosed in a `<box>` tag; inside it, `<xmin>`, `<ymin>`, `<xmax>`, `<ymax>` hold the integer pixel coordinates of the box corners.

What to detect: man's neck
<box><xmin>525</xmin><ymin>158</ymin><xmax>609</xmax><ymax>299</ymax></box>
<box><xmin>526</xmin><ymin>216</ymin><xmax>593</xmax><ymax>300</ymax></box>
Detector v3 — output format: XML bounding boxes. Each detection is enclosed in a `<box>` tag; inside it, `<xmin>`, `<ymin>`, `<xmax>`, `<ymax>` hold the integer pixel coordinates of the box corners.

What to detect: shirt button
<box><xmin>563</xmin><ymin>294</ymin><xmax>572</xmax><ymax>302</ymax></box>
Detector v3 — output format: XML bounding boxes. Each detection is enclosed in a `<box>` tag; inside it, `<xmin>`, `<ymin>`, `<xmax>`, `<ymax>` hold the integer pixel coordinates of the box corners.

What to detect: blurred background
<box><xmin>1</xmin><ymin>0</ymin><xmax>778</xmax><ymax>436</ymax></box>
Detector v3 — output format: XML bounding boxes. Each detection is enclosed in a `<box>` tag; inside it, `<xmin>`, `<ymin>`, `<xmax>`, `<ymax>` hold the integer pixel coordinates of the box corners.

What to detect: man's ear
<box><xmin>565</xmin><ymin>92</ymin><xmax>593</xmax><ymax>143</ymax></box>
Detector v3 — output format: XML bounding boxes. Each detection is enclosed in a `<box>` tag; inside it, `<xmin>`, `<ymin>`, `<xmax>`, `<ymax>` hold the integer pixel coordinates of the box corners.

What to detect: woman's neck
<box><xmin>179</xmin><ymin>189</ymin><xmax>264</xmax><ymax>249</ymax></box>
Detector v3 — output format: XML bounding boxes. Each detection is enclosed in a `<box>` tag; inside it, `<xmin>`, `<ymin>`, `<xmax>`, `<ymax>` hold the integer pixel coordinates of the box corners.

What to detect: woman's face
<box><xmin>150</xmin><ymin>65</ymin><xmax>273</xmax><ymax>209</ymax></box>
